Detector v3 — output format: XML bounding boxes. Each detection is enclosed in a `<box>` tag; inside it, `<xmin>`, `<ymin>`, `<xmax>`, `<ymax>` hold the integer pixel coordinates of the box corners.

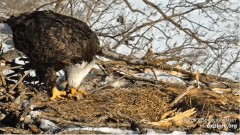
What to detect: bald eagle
<box><xmin>5</xmin><ymin>10</ymin><xmax>100</xmax><ymax>100</ymax></box>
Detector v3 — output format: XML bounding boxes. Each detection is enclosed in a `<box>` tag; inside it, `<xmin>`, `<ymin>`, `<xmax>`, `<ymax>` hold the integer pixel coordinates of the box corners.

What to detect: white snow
<box><xmin>63</xmin><ymin>126</ymin><xmax>182</xmax><ymax>134</ymax></box>
<box><xmin>73</xmin><ymin>126</ymin><xmax>138</xmax><ymax>134</ymax></box>
<box><xmin>135</xmin><ymin>73</ymin><xmax>186</xmax><ymax>85</ymax></box>
<box><xmin>29</xmin><ymin>111</ymin><xmax>42</xmax><ymax>118</ymax></box>
<box><xmin>40</xmin><ymin>119</ymin><xmax>59</xmax><ymax>132</ymax></box>
<box><xmin>0</xmin><ymin>23</ymin><xmax>12</xmax><ymax>34</ymax></box>
<box><xmin>102</xmin><ymin>75</ymin><xmax>132</xmax><ymax>88</ymax></box>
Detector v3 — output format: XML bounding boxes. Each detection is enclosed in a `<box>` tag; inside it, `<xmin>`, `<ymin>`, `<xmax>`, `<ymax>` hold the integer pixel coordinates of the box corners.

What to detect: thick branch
<box><xmin>99</xmin><ymin>48</ymin><xmax>236</xmax><ymax>85</ymax></box>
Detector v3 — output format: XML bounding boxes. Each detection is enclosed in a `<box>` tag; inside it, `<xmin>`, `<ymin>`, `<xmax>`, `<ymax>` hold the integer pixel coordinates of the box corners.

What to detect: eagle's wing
<box><xmin>7</xmin><ymin>10</ymin><xmax>100</xmax><ymax>66</ymax></box>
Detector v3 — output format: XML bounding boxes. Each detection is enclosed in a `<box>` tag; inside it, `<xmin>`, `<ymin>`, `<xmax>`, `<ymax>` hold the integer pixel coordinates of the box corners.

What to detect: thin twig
<box><xmin>0</xmin><ymin>73</ymin><xmax>6</xmax><ymax>86</ymax></box>
<box><xmin>19</xmin><ymin>96</ymin><xmax>35</xmax><ymax>121</ymax></box>
<box><xmin>123</xmin><ymin>0</ymin><xmax>146</xmax><ymax>15</ymax></box>
<box><xmin>1</xmin><ymin>65</ymin><xmax>22</xmax><ymax>72</ymax></box>
<box><xmin>35</xmin><ymin>0</ymin><xmax>58</xmax><ymax>11</ymax></box>
<box><xmin>10</xmin><ymin>70</ymin><xmax>32</xmax><ymax>92</ymax></box>
<box><xmin>170</xmin><ymin>85</ymin><xmax>197</xmax><ymax>107</ymax></box>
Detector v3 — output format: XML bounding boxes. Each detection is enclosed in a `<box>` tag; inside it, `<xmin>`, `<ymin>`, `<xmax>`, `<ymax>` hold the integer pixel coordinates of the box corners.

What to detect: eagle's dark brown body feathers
<box><xmin>6</xmin><ymin>10</ymin><xmax>100</xmax><ymax>89</ymax></box>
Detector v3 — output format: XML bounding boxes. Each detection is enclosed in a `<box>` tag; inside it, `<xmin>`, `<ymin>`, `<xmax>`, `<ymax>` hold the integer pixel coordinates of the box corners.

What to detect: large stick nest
<box><xmin>0</xmin><ymin>48</ymin><xmax>239</xmax><ymax>134</ymax></box>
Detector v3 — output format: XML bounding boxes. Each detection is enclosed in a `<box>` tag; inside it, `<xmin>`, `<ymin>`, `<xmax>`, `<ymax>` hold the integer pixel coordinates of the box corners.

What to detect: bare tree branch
<box><xmin>123</xmin><ymin>0</ymin><xmax>146</xmax><ymax>15</ymax></box>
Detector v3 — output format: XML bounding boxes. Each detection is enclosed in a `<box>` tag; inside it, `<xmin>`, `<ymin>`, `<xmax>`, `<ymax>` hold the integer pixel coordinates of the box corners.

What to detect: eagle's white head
<box><xmin>65</xmin><ymin>60</ymin><xmax>95</xmax><ymax>90</ymax></box>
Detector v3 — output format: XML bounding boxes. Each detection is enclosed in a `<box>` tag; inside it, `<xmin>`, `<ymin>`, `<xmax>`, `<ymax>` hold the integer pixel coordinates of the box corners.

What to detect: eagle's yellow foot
<box><xmin>70</xmin><ymin>88</ymin><xmax>87</xmax><ymax>96</ymax></box>
<box><xmin>50</xmin><ymin>86</ymin><xmax>67</xmax><ymax>100</ymax></box>
<box><xmin>70</xmin><ymin>88</ymin><xmax>87</xmax><ymax>100</ymax></box>
<box><xmin>70</xmin><ymin>88</ymin><xmax>77</xmax><ymax>95</ymax></box>
<box><xmin>79</xmin><ymin>90</ymin><xmax>87</xmax><ymax>96</ymax></box>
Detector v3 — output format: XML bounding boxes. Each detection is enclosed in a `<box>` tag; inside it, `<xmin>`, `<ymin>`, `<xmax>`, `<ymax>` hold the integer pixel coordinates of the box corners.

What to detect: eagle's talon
<box><xmin>70</xmin><ymin>88</ymin><xmax>87</xmax><ymax>96</ymax></box>
<box><xmin>50</xmin><ymin>86</ymin><xmax>66</xmax><ymax>100</ymax></box>
<box><xmin>79</xmin><ymin>89</ymin><xmax>87</xmax><ymax>96</ymax></box>
<box><xmin>69</xmin><ymin>88</ymin><xmax>87</xmax><ymax>100</ymax></box>
<box><xmin>70</xmin><ymin>88</ymin><xmax>77</xmax><ymax>95</ymax></box>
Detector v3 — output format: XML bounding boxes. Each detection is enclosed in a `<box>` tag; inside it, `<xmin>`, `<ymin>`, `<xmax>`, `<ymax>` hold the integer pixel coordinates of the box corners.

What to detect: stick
<box><xmin>170</xmin><ymin>85</ymin><xmax>197</xmax><ymax>107</ymax></box>
<box><xmin>9</xmin><ymin>70</ymin><xmax>32</xmax><ymax>91</ymax></box>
